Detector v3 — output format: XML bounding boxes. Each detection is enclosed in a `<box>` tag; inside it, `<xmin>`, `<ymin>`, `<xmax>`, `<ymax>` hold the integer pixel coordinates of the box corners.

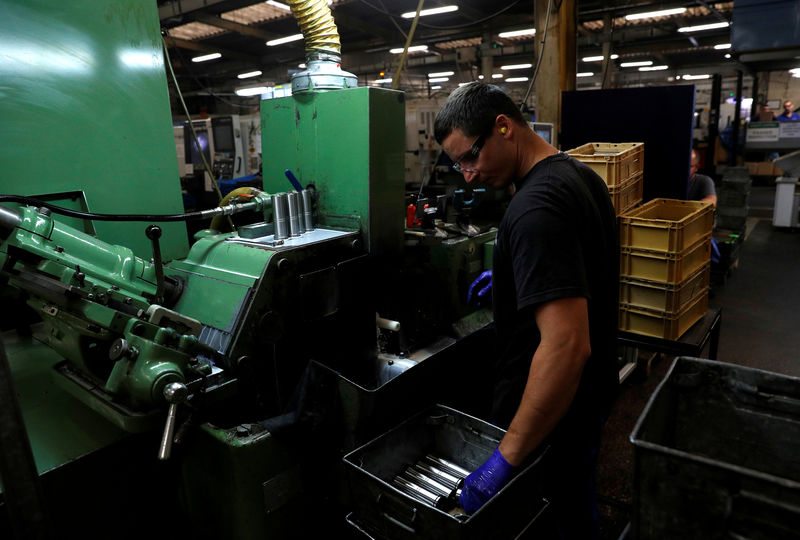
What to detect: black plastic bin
<box><xmin>630</xmin><ymin>357</ymin><xmax>800</xmax><ymax>539</ymax></box>
<box><xmin>343</xmin><ymin>404</ymin><xmax>549</xmax><ymax>539</ymax></box>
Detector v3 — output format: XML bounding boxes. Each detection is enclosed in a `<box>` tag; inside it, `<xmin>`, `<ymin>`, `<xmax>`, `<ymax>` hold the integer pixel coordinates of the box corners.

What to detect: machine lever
<box><xmin>145</xmin><ymin>225</ymin><xmax>165</xmax><ymax>305</ymax></box>
<box><xmin>158</xmin><ymin>382</ymin><xmax>188</xmax><ymax>461</ymax></box>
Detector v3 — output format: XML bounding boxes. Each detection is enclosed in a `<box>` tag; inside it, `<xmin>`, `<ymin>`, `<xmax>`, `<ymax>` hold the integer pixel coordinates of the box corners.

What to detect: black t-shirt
<box><xmin>491</xmin><ymin>152</ymin><xmax>619</xmax><ymax>433</ymax></box>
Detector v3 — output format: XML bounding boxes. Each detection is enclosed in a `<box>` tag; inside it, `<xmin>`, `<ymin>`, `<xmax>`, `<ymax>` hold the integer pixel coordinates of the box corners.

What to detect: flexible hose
<box><xmin>287</xmin><ymin>0</ymin><xmax>341</xmax><ymax>56</ymax></box>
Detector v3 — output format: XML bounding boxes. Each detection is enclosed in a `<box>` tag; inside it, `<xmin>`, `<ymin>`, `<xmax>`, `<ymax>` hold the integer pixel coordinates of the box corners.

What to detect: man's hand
<box><xmin>467</xmin><ymin>270</ymin><xmax>493</xmax><ymax>306</ymax></box>
<box><xmin>458</xmin><ymin>448</ymin><xmax>517</xmax><ymax>514</ymax></box>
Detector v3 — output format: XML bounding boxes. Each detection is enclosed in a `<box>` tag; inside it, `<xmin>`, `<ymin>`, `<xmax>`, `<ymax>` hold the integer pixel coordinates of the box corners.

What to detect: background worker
<box><xmin>777</xmin><ymin>100</ymin><xmax>800</xmax><ymax>121</ymax></box>
<box><xmin>434</xmin><ymin>82</ymin><xmax>619</xmax><ymax>538</ymax></box>
<box><xmin>689</xmin><ymin>149</ymin><xmax>717</xmax><ymax>208</ymax></box>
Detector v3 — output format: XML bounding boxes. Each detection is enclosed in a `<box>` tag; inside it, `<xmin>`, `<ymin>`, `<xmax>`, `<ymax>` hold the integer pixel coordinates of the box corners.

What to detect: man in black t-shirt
<box><xmin>434</xmin><ymin>82</ymin><xmax>619</xmax><ymax>538</ymax></box>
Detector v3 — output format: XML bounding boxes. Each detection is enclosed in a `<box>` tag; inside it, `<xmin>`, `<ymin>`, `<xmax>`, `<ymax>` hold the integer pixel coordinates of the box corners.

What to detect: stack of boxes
<box><xmin>617</xmin><ymin>199</ymin><xmax>714</xmax><ymax>339</ymax></box>
<box><xmin>715</xmin><ymin>166</ymin><xmax>752</xmax><ymax>234</ymax></box>
<box><xmin>566</xmin><ymin>142</ymin><xmax>644</xmax><ymax>215</ymax></box>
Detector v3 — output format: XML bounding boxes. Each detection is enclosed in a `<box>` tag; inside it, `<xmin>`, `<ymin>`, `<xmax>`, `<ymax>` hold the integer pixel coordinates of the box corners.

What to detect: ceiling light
<box><xmin>431</xmin><ymin>85</ymin><xmax>442</xmax><ymax>90</ymax></box>
<box><xmin>390</xmin><ymin>45</ymin><xmax>428</xmax><ymax>54</ymax></box>
<box><xmin>238</xmin><ymin>70</ymin><xmax>262</xmax><ymax>79</ymax></box>
<box><xmin>492</xmin><ymin>73</ymin><xmax>504</xmax><ymax>79</ymax></box>
<box><xmin>192</xmin><ymin>53</ymin><xmax>221</xmax><ymax>62</ymax></box>
<box><xmin>266</xmin><ymin>34</ymin><xmax>304</xmax><ymax>46</ymax></box>
<box><xmin>373</xmin><ymin>78</ymin><xmax>392</xmax><ymax>84</ymax></box>
<box><xmin>682</xmin><ymin>74</ymin><xmax>711</xmax><ymax>80</ymax></box>
<box><xmin>501</xmin><ymin>63</ymin><xmax>533</xmax><ymax>70</ymax></box>
<box><xmin>678</xmin><ymin>22</ymin><xmax>730</xmax><ymax>33</ymax></box>
<box><xmin>714</xmin><ymin>43</ymin><xmax>732</xmax><ymax>50</ymax></box>
<box><xmin>577</xmin><ymin>72</ymin><xmax>593</xmax><ymax>77</ymax></box>
<box><xmin>428</xmin><ymin>71</ymin><xmax>454</xmax><ymax>78</ymax></box>
<box><xmin>428</xmin><ymin>77</ymin><xmax>449</xmax><ymax>83</ymax></box>
<box><xmin>235</xmin><ymin>86</ymin><xmax>269</xmax><ymax>96</ymax></box>
<box><xmin>582</xmin><ymin>54</ymin><xmax>618</xmax><ymax>62</ymax></box>
<box><xmin>621</xmin><ymin>60</ymin><xmax>653</xmax><ymax>67</ymax></box>
<box><xmin>298</xmin><ymin>63</ymin><xmax>306</xmax><ymax>68</ymax></box>
<box><xmin>724</xmin><ymin>53</ymin><xmax>731</xmax><ymax>59</ymax></box>
<box><xmin>498</xmin><ymin>28</ymin><xmax>536</xmax><ymax>38</ymax></box>
<box><xmin>401</xmin><ymin>6</ymin><xmax>458</xmax><ymax>18</ymax></box>
<box><xmin>790</xmin><ymin>68</ymin><xmax>800</xmax><ymax>73</ymax></box>
<box><xmin>505</xmin><ymin>77</ymin><xmax>529</xmax><ymax>82</ymax></box>
<box><xmin>265</xmin><ymin>1</ymin><xmax>290</xmax><ymax>10</ymax></box>
<box><xmin>458</xmin><ymin>82</ymin><xmax>472</xmax><ymax>87</ymax></box>
<box><xmin>639</xmin><ymin>65</ymin><xmax>669</xmax><ymax>71</ymax></box>
<box><xmin>478</xmin><ymin>75</ymin><xmax>484</xmax><ymax>79</ymax></box>
<box><xmin>625</xmin><ymin>7</ymin><xmax>686</xmax><ymax>21</ymax></box>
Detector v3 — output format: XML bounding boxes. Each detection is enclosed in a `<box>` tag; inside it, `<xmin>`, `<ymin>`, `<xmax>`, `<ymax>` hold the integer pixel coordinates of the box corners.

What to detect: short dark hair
<box><xmin>433</xmin><ymin>82</ymin><xmax>527</xmax><ymax>144</ymax></box>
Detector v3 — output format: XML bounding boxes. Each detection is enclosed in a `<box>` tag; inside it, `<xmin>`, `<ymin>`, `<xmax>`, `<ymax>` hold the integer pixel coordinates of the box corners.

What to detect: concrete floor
<box><xmin>596</xmin><ymin>185</ymin><xmax>800</xmax><ymax>539</ymax></box>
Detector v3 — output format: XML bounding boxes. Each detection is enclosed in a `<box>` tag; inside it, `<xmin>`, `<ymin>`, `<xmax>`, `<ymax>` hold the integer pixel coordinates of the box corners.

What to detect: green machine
<box><xmin>0</xmin><ymin>1</ymin><xmax>498</xmax><ymax>538</ymax></box>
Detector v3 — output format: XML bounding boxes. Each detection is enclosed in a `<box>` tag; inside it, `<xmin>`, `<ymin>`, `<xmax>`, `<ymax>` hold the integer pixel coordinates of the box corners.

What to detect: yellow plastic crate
<box><xmin>619</xmin><ymin>263</ymin><xmax>710</xmax><ymax>313</ymax></box>
<box><xmin>619</xmin><ymin>198</ymin><xmax>714</xmax><ymax>253</ymax></box>
<box><xmin>620</xmin><ymin>238</ymin><xmax>710</xmax><ymax>284</ymax></box>
<box><xmin>609</xmin><ymin>173</ymin><xmax>643</xmax><ymax>215</ymax></box>
<box><xmin>619</xmin><ymin>291</ymin><xmax>708</xmax><ymax>340</ymax></box>
<box><xmin>566</xmin><ymin>142</ymin><xmax>644</xmax><ymax>187</ymax></box>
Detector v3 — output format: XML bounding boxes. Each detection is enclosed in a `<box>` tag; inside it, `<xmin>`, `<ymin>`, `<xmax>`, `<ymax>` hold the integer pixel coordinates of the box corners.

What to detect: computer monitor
<box><xmin>184</xmin><ymin>123</ymin><xmax>211</xmax><ymax>166</ymax></box>
<box><xmin>529</xmin><ymin>122</ymin><xmax>554</xmax><ymax>145</ymax></box>
<box><xmin>211</xmin><ymin>116</ymin><xmax>235</xmax><ymax>154</ymax></box>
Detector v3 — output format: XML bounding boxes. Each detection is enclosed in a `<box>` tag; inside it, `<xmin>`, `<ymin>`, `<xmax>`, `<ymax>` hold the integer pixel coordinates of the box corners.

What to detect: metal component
<box><xmin>403</xmin><ymin>468</ymin><xmax>452</xmax><ymax>497</ymax></box>
<box><xmin>158</xmin><ymin>382</ymin><xmax>188</xmax><ymax>461</ymax></box>
<box><xmin>37</xmin><ymin>206</ymin><xmax>51</xmax><ymax>217</ymax></box>
<box><xmin>291</xmin><ymin>58</ymin><xmax>358</xmax><ymax>93</ymax></box>
<box><xmin>272</xmin><ymin>193</ymin><xmax>289</xmax><ymax>240</ymax></box>
<box><xmin>145</xmin><ymin>225</ymin><xmax>165</xmax><ymax>305</ymax></box>
<box><xmin>295</xmin><ymin>192</ymin><xmax>306</xmax><ymax>234</ymax></box>
<box><xmin>0</xmin><ymin>205</ymin><xmax>21</xmax><ymax>233</ymax></box>
<box><xmin>301</xmin><ymin>189</ymin><xmax>314</xmax><ymax>231</ymax></box>
<box><xmin>376</xmin><ymin>315</ymin><xmax>401</xmax><ymax>332</ymax></box>
<box><xmin>146</xmin><ymin>305</ymin><xmax>203</xmax><ymax>337</ymax></box>
<box><xmin>414</xmin><ymin>463</ymin><xmax>461</xmax><ymax>490</ymax></box>
<box><xmin>287</xmin><ymin>191</ymin><xmax>301</xmax><ymax>237</ymax></box>
<box><xmin>425</xmin><ymin>454</ymin><xmax>470</xmax><ymax>478</ymax></box>
<box><xmin>109</xmin><ymin>338</ymin><xmax>131</xmax><ymax>361</ymax></box>
<box><xmin>392</xmin><ymin>476</ymin><xmax>442</xmax><ymax>508</ymax></box>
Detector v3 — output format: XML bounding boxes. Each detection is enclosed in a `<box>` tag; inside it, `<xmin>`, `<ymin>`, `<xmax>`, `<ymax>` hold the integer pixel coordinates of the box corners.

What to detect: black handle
<box><xmin>376</xmin><ymin>492</ymin><xmax>417</xmax><ymax>534</ymax></box>
<box><xmin>146</xmin><ymin>225</ymin><xmax>165</xmax><ymax>305</ymax></box>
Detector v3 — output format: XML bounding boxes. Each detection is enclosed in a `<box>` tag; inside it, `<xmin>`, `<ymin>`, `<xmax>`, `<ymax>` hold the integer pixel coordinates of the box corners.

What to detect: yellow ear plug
<box><xmin>500</xmin><ymin>127</ymin><xmax>507</xmax><ymax>134</ymax></box>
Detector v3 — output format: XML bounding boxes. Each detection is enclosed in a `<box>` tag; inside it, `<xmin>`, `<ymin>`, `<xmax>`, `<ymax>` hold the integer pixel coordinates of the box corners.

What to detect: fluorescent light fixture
<box><xmin>682</xmin><ymin>74</ymin><xmax>711</xmax><ymax>80</ymax></box>
<box><xmin>498</xmin><ymin>28</ymin><xmax>536</xmax><ymax>38</ymax></box>
<box><xmin>236</xmin><ymin>86</ymin><xmax>269</xmax><ymax>96</ymax></box>
<box><xmin>237</xmin><ymin>70</ymin><xmax>262</xmax><ymax>79</ymax></box>
<box><xmin>428</xmin><ymin>71</ymin><xmax>454</xmax><ymax>77</ymax></box>
<box><xmin>431</xmin><ymin>85</ymin><xmax>442</xmax><ymax>90</ymax></box>
<box><xmin>458</xmin><ymin>82</ymin><xmax>471</xmax><ymax>87</ymax></box>
<box><xmin>639</xmin><ymin>65</ymin><xmax>669</xmax><ymax>71</ymax></box>
<box><xmin>478</xmin><ymin>75</ymin><xmax>484</xmax><ymax>79</ymax></box>
<box><xmin>401</xmin><ymin>6</ymin><xmax>458</xmax><ymax>18</ymax></box>
<box><xmin>428</xmin><ymin>77</ymin><xmax>449</xmax><ymax>83</ymax></box>
<box><xmin>501</xmin><ymin>63</ymin><xmax>533</xmax><ymax>70</ymax></box>
<box><xmin>620</xmin><ymin>60</ymin><xmax>653</xmax><ymax>67</ymax></box>
<box><xmin>373</xmin><ymin>78</ymin><xmax>392</xmax><ymax>83</ymax></box>
<box><xmin>577</xmin><ymin>72</ymin><xmax>594</xmax><ymax>77</ymax></box>
<box><xmin>298</xmin><ymin>63</ymin><xmax>306</xmax><ymax>68</ymax></box>
<box><xmin>266</xmin><ymin>34</ymin><xmax>304</xmax><ymax>46</ymax></box>
<box><xmin>492</xmin><ymin>73</ymin><xmax>504</xmax><ymax>79</ymax></box>
<box><xmin>389</xmin><ymin>45</ymin><xmax>428</xmax><ymax>54</ymax></box>
<box><xmin>625</xmin><ymin>7</ymin><xmax>686</xmax><ymax>20</ymax></box>
<box><xmin>192</xmin><ymin>52</ymin><xmax>221</xmax><ymax>62</ymax></box>
<box><xmin>678</xmin><ymin>22</ymin><xmax>730</xmax><ymax>33</ymax></box>
<box><xmin>505</xmin><ymin>77</ymin><xmax>529</xmax><ymax>82</ymax></box>
<box><xmin>724</xmin><ymin>53</ymin><xmax>731</xmax><ymax>59</ymax></box>
<box><xmin>790</xmin><ymin>68</ymin><xmax>800</xmax><ymax>73</ymax></box>
<box><xmin>265</xmin><ymin>1</ymin><xmax>290</xmax><ymax>10</ymax></box>
<box><xmin>582</xmin><ymin>54</ymin><xmax>618</xmax><ymax>62</ymax></box>
<box><xmin>714</xmin><ymin>43</ymin><xmax>732</xmax><ymax>50</ymax></box>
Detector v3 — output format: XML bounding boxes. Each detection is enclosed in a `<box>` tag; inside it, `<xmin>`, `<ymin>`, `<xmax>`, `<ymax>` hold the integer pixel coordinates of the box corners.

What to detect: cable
<box><xmin>378</xmin><ymin>0</ymin><xmax>408</xmax><ymax>39</ymax></box>
<box><xmin>0</xmin><ymin>195</ymin><xmax>260</xmax><ymax>222</ymax></box>
<box><xmin>521</xmin><ymin>0</ymin><xmax>554</xmax><ymax>108</ymax></box>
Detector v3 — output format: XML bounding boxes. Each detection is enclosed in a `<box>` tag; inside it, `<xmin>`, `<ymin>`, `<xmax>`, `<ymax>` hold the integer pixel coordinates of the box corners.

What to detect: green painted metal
<box><xmin>0</xmin><ymin>330</ymin><xmax>128</xmax><ymax>492</ymax></box>
<box><xmin>261</xmin><ymin>87</ymin><xmax>405</xmax><ymax>256</ymax></box>
<box><xmin>0</xmin><ymin>0</ymin><xmax>188</xmax><ymax>261</ymax></box>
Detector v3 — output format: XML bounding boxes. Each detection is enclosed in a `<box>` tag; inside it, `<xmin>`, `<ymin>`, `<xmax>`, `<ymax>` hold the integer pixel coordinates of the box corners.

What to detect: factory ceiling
<box><xmin>157</xmin><ymin>0</ymin><xmax>756</xmax><ymax>105</ymax></box>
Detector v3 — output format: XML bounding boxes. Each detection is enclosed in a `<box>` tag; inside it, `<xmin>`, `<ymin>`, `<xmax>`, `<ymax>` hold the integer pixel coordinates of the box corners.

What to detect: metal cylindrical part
<box><xmin>392</xmin><ymin>477</ymin><xmax>442</xmax><ymax>508</ymax></box>
<box><xmin>404</xmin><ymin>468</ymin><xmax>452</xmax><ymax>497</ymax></box>
<box><xmin>272</xmin><ymin>194</ymin><xmax>289</xmax><ymax>240</ymax></box>
<box><xmin>425</xmin><ymin>455</ymin><xmax>470</xmax><ymax>478</ymax></box>
<box><xmin>414</xmin><ymin>463</ymin><xmax>460</xmax><ymax>489</ymax></box>
<box><xmin>295</xmin><ymin>192</ymin><xmax>306</xmax><ymax>234</ymax></box>
<box><xmin>287</xmin><ymin>192</ymin><xmax>301</xmax><ymax>237</ymax></box>
<box><xmin>0</xmin><ymin>206</ymin><xmax>21</xmax><ymax>234</ymax></box>
<box><xmin>301</xmin><ymin>189</ymin><xmax>314</xmax><ymax>231</ymax></box>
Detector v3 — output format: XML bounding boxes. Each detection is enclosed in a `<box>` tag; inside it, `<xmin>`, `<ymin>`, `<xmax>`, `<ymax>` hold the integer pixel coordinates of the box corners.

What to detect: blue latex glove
<box><xmin>459</xmin><ymin>448</ymin><xmax>517</xmax><ymax>514</ymax></box>
<box><xmin>710</xmin><ymin>238</ymin><xmax>720</xmax><ymax>264</ymax></box>
<box><xmin>467</xmin><ymin>270</ymin><xmax>493</xmax><ymax>306</ymax></box>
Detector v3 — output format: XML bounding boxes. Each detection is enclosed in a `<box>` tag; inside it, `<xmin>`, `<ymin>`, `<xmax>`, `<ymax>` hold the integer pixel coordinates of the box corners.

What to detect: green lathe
<box><xmin>0</xmin><ymin>1</ymin><xmax>497</xmax><ymax>538</ymax></box>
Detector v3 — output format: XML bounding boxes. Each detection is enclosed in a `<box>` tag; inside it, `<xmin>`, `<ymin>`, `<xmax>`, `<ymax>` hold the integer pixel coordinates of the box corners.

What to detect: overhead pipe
<box><xmin>286</xmin><ymin>0</ymin><xmax>357</xmax><ymax>93</ymax></box>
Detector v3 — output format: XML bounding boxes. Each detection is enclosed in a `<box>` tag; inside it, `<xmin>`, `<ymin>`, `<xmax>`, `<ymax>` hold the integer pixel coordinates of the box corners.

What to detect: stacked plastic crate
<box><xmin>716</xmin><ymin>166</ymin><xmax>752</xmax><ymax>234</ymax></box>
<box><xmin>617</xmin><ymin>199</ymin><xmax>714</xmax><ymax>340</ymax></box>
<box><xmin>565</xmin><ymin>142</ymin><xmax>644</xmax><ymax>215</ymax></box>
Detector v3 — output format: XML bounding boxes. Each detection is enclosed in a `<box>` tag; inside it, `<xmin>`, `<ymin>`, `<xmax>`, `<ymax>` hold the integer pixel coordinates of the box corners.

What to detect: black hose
<box><xmin>0</xmin><ymin>195</ymin><xmax>209</xmax><ymax>222</ymax></box>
